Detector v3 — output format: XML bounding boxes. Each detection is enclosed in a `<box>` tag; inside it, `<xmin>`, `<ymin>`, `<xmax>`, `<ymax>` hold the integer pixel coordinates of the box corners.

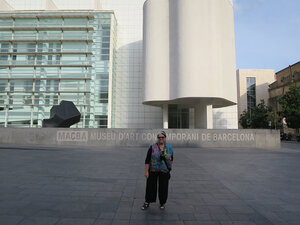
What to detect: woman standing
<box><xmin>141</xmin><ymin>131</ymin><xmax>173</xmax><ymax>210</ymax></box>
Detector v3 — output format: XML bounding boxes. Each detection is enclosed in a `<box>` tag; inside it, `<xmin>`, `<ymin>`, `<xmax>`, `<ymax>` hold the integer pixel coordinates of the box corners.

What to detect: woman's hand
<box><xmin>145</xmin><ymin>164</ymin><xmax>150</xmax><ymax>179</ymax></box>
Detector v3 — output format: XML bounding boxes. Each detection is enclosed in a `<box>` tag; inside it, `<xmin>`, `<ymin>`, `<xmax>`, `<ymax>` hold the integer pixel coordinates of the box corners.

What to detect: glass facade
<box><xmin>246</xmin><ymin>77</ymin><xmax>256</xmax><ymax>110</ymax></box>
<box><xmin>0</xmin><ymin>11</ymin><xmax>116</xmax><ymax>128</ymax></box>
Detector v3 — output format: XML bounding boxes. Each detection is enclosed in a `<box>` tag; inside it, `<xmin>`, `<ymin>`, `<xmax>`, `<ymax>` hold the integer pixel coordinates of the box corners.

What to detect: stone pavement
<box><xmin>0</xmin><ymin>143</ymin><xmax>300</xmax><ymax>225</ymax></box>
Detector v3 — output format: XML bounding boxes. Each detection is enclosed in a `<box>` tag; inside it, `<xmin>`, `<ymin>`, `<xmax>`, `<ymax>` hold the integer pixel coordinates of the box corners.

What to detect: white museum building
<box><xmin>0</xmin><ymin>0</ymin><xmax>239</xmax><ymax>129</ymax></box>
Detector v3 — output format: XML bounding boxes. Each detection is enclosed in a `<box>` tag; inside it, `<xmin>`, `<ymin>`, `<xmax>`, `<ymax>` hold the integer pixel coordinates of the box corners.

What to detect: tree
<box><xmin>279</xmin><ymin>85</ymin><xmax>300</xmax><ymax>129</ymax></box>
<box><xmin>267</xmin><ymin>111</ymin><xmax>280</xmax><ymax>129</ymax></box>
<box><xmin>239</xmin><ymin>100</ymin><xmax>271</xmax><ymax>129</ymax></box>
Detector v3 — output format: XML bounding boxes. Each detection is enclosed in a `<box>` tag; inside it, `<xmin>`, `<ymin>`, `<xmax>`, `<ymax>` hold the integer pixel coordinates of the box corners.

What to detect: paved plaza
<box><xmin>0</xmin><ymin>142</ymin><xmax>300</xmax><ymax>225</ymax></box>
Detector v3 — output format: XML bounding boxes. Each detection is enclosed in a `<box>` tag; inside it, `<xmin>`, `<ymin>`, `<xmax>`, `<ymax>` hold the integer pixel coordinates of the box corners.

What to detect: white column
<box><xmin>163</xmin><ymin>104</ymin><xmax>168</xmax><ymax>129</ymax></box>
<box><xmin>4</xmin><ymin>106</ymin><xmax>8</xmax><ymax>128</ymax></box>
<box><xmin>189</xmin><ymin>108</ymin><xmax>195</xmax><ymax>129</ymax></box>
<box><xmin>207</xmin><ymin>105</ymin><xmax>213</xmax><ymax>129</ymax></box>
<box><xmin>143</xmin><ymin>0</ymin><xmax>170</xmax><ymax>103</ymax></box>
<box><xmin>195</xmin><ymin>104</ymin><xmax>213</xmax><ymax>129</ymax></box>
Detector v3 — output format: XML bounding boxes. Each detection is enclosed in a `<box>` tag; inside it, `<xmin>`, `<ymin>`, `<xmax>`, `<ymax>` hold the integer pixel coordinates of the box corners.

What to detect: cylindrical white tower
<box><xmin>143</xmin><ymin>0</ymin><xmax>237</xmax><ymax>128</ymax></box>
<box><xmin>143</xmin><ymin>0</ymin><xmax>170</xmax><ymax>102</ymax></box>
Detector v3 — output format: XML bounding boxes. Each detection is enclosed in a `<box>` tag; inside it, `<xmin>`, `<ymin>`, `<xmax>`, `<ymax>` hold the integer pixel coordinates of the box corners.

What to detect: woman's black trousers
<box><xmin>145</xmin><ymin>171</ymin><xmax>170</xmax><ymax>205</ymax></box>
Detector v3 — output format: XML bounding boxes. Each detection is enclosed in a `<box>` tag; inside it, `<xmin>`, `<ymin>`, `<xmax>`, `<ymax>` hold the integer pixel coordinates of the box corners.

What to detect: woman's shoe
<box><xmin>160</xmin><ymin>204</ymin><xmax>165</xmax><ymax>210</ymax></box>
<box><xmin>141</xmin><ymin>202</ymin><xmax>150</xmax><ymax>210</ymax></box>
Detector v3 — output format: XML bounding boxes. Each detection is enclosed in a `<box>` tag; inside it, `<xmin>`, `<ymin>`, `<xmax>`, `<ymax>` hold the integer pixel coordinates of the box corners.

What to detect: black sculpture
<box><xmin>42</xmin><ymin>100</ymin><xmax>81</xmax><ymax>128</ymax></box>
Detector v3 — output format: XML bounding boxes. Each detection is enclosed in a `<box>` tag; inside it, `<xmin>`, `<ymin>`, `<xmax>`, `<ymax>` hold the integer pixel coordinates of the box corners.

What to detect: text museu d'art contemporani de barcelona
<box><xmin>57</xmin><ymin>130</ymin><xmax>255</xmax><ymax>143</ymax></box>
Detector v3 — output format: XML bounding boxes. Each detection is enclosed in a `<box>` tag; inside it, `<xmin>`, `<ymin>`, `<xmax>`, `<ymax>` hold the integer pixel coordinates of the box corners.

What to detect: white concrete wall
<box><xmin>213</xmin><ymin>105</ymin><xmax>238</xmax><ymax>129</ymax></box>
<box><xmin>100</xmin><ymin>0</ymin><xmax>163</xmax><ymax>128</ymax></box>
<box><xmin>0</xmin><ymin>0</ymin><xmax>14</xmax><ymax>10</ymax></box>
<box><xmin>0</xmin><ymin>128</ymin><xmax>281</xmax><ymax>149</ymax></box>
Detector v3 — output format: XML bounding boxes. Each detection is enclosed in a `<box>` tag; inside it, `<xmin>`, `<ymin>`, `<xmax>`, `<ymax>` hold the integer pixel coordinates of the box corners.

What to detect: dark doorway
<box><xmin>168</xmin><ymin>104</ymin><xmax>189</xmax><ymax>129</ymax></box>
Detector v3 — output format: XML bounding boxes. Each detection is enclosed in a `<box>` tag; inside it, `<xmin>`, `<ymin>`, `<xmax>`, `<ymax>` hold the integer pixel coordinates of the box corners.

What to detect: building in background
<box><xmin>269</xmin><ymin>61</ymin><xmax>300</xmax><ymax>113</ymax></box>
<box><xmin>92</xmin><ymin>0</ymin><xmax>238</xmax><ymax>129</ymax></box>
<box><xmin>0</xmin><ymin>0</ymin><xmax>117</xmax><ymax>128</ymax></box>
<box><xmin>236</xmin><ymin>69</ymin><xmax>275</xmax><ymax>127</ymax></box>
<box><xmin>0</xmin><ymin>0</ymin><xmax>239</xmax><ymax>129</ymax></box>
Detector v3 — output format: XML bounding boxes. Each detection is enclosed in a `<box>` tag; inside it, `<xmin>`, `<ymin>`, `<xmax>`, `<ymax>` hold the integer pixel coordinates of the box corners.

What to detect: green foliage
<box><xmin>239</xmin><ymin>100</ymin><xmax>272</xmax><ymax>129</ymax></box>
<box><xmin>267</xmin><ymin>111</ymin><xmax>280</xmax><ymax>129</ymax></box>
<box><xmin>279</xmin><ymin>85</ymin><xmax>300</xmax><ymax>129</ymax></box>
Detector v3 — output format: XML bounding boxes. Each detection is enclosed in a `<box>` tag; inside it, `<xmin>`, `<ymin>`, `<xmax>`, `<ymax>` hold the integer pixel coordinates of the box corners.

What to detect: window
<box><xmin>0</xmin><ymin>43</ymin><xmax>9</xmax><ymax>61</ymax></box>
<box><xmin>101</xmin><ymin>49</ymin><xmax>110</xmax><ymax>54</ymax></box>
<box><xmin>0</xmin><ymin>31</ymin><xmax>12</xmax><ymax>40</ymax></box>
<box><xmin>0</xmin><ymin>19</ymin><xmax>13</xmax><ymax>27</ymax></box>
<box><xmin>61</xmin><ymin>67</ymin><xmax>86</xmax><ymax>78</ymax></box>
<box><xmin>45</xmin><ymin>80</ymin><xmax>59</xmax><ymax>91</ymax></box>
<box><xmin>27</xmin><ymin>43</ymin><xmax>36</xmax><ymax>52</ymax></box>
<box><xmin>15</xmin><ymin>19</ymin><xmax>37</xmax><ymax>27</ymax></box>
<box><xmin>101</xmin><ymin>43</ymin><xmax>110</xmax><ymax>48</ymax></box>
<box><xmin>12</xmin><ymin>80</ymin><xmax>33</xmax><ymax>92</ymax></box>
<box><xmin>39</xmin><ymin>19</ymin><xmax>62</xmax><ymax>27</ymax></box>
<box><xmin>96</xmin><ymin>73</ymin><xmax>108</xmax><ymax>79</ymax></box>
<box><xmin>95</xmin><ymin>115</ymin><xmax>107</xmax><ymax>128</ymax></box>
<box><xmin>44</xmin><ymin>94</ymin><xmax>59</xmax><ymax>105</ymax></box>
<box><xmin>0</xmin><ymin>43</ymin><xmax>10</xmax><ymax>52</ymax></box>
<box><xmin>36</xmin><ymin>67</ymin><xmax>59</xmax><ymax>78</ymax></box>
<box><xmin>13</xmin><ymin>43</ymin><xmax>35</xmax><ymax>53</ymax></box>
<box><xmin>99</xmin><ymin>92</ymin><xmax>108</xmax><ymax>103</ymax></box>
<box><xmin>63</xmin><ymin>31</ymin><xmax>87</xmax><ymax>40</ymax></box>
<box><xmin>14</xmin><ymin>31</ymin><xmax>36</xmax><ymax>40</ymax></box>
<box><xmin>61</xmin><ymin>54</ymin><xmax>86</xmax><ymax>65</ymax></box>
<box><xmin>62</xmin><ymin>42</ymin><xmax>86</xmax><ymax>52</ymax></box>
<box><xmin>60</xmin><ymin>80</ymin><xmax>85</xmax><ymax>91</ymax></box>
<box><xmin>0</xmin><ymin>81</ymin><xmax>8</xmax><ymax>91</ymax></box>
<box><xmin>37</xmin><ymin>43</ymin><xmax>61</xmax><ymax>52</ymax></box>
<box><xmin>38</xmin><ymin>31</ymin><xmax>61</xmax><ymax>39</ymax></box>
<box><xmin>0</xmin><ymin>81</ymin><xmax>8</xmax><ymax>106</ymax></box>
<box><xmin>10</xmin><ymin>68</ymin><xmax>34</xmax><ymax>78</ymax></box>
<box><xmin>64</xmin><ymin>18</ymin><xmax>87</xmax><ymax>27</ymax></box>
<box><xmin>102</xmin><ymin>37</ymin><xmax>110</xmax><ymax>43</ymax></box>
<box><xmin>246</xmin><ymin>77</ymin><xmax>256</xmax><ymax>111</ymax></box>
<box><xmin>0</xmin><ymin>67</ymin><xmax>9</xmax><ymax>78</ymax></box>
<box><xmin>101</xmin><ymin>55</ymin><xmax>109</xmax><ymax>61</ymax></box>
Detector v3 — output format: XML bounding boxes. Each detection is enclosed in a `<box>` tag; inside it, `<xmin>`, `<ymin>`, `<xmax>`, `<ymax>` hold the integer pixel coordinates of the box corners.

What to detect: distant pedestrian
<box><xmin>141</xmin><ymin>131</ymin><xmax>173</xmax><ymax>210</ymax></box>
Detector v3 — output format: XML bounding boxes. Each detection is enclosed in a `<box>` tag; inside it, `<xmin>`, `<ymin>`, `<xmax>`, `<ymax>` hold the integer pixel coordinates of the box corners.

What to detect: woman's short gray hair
<box><xmin>157</xmin><ymin>131</ymin><xmax>167</xmax><ymax>138</ymax></box>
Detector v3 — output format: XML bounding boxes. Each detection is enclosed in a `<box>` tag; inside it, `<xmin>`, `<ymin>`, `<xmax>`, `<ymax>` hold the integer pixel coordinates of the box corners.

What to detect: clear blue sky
<box><xmin>234</xmin><ymin>0</ymin><xmax>300</xmax><ymax>72</ymax></box>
